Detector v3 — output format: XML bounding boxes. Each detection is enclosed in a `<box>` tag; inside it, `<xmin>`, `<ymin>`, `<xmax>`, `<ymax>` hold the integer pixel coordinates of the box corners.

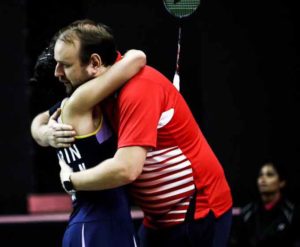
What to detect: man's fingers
<box><xmin>58</xmin><ymin>143</ymin><xmax>70</xmax><ymax>148</ymax></box>
<box><xmin>47</xmin><ymin>110</ymin><xmax>76</xmax><ymax>149</ymax></box>
<box><xmin>56</xmin><ymin>137</ymin><xmax>76</xmax><ymax>143</ymax></box>
<box><xmin>53</xmin><ymin>124</ymin><xmax>75</xmax><ymax>131</ymax></box>
<box><xmin>55</xmin><ymin>142</ymin><xmax>72</xmax><ymax>148</ymax></box>
<box><xmin>53</xmin><ymin>130</ymin><xmax>76</xmax><ymax>138</ymax></box>
<box><xmin>49</xmin><ymin>110</ymin><xmax>75</xmax><ymax>131</ymax></box>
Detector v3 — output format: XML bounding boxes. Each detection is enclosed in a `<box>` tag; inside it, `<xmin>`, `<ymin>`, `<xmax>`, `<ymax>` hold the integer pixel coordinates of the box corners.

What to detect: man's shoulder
<box><xmin>131</xmin><ymin>65</ymin><xmax>168</xmax><ymax>81</ymax></box>
<box><xmin>126</xmin><ymin>65</ymin><xmax>174</xmax><ymax>91</ymax></box>
<box><xmin>121</xmin><ymin>66</ymin><xmax>162</xmax><ymax>90</ymax></box>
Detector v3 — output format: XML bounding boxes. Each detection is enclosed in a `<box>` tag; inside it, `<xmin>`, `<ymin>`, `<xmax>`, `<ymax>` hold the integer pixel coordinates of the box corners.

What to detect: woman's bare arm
<box><xmin>66</xmin><ymin>49</ymin><xmax>146</xmax><ymax>113</ymax></box>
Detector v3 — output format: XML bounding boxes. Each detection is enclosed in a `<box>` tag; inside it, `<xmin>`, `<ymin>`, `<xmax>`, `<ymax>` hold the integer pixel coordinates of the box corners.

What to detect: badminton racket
<box><xmin>163</xmin><ymin>0</ymin><xmax>201</xmax><ymax>91</ymax></box>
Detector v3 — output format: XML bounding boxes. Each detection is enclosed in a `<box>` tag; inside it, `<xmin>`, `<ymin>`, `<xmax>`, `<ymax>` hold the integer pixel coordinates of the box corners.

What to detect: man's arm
<box><xmin>31</xmin><ymin>109</ymin><xmax>76</xmax><ymax>148</ymax></box>
<box><xmin>60</xmin><ymin>146</ymin><xmax>146</xmax><ymax>190</ymax></box>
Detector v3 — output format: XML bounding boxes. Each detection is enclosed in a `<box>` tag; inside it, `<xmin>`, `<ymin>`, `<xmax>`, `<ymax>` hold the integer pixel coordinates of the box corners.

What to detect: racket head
<box><xmin>163</xmin><ymin>0</ymin><xmax>201</xmax><ymax>19</ymax></box>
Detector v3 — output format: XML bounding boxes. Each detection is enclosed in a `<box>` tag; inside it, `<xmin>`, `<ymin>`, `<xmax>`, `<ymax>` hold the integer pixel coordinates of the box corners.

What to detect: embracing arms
<box><xmin>31</xmin><ymin>49</ymin><xmax>146</xmax><ymax>147</ymax></box>
<box><xmin>64</xmin><ymin>49</ymin><xmax>146</xmax><ymax>115</ymax></box>
<box><xmin>60</xmin><ymin>146</ymin><xmax>146</xmax><ymax>191</ymax></box>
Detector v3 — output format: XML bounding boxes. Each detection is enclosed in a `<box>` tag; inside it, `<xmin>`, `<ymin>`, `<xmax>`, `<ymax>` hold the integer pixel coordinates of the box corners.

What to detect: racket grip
<box><xmin>173</xmin><ymin>71</ymin><xmax>180</xmax><ymax>91</ymax></box>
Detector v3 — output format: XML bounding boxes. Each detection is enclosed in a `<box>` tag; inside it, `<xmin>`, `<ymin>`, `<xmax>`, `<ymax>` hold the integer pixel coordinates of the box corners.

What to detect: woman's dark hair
<box><xmin>30</xmin><ymin>31</ymin><xmax>59</xmax><ymax>84</ymax></box>
<box><xmin>29</xmin><ymin>33</ymin><xmax>64</xmax><ymax>117</ymax></box>
<box><xmin>260</xmin><ymin>158</ymin><xmax>287</xmax><ymax>182</ymax></box>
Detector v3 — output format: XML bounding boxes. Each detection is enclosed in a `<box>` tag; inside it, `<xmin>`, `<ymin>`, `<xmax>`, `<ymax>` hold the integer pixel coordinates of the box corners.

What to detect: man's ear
<box><xmin>87</xmin><ymin>53</ymin><xmax>102</xmax><ymax>74</ymax></box>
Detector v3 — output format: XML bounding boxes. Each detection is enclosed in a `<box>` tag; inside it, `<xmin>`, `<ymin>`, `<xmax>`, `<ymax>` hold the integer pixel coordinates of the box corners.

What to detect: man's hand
<box><xmin>31</xmin><ymin>109</ymin><xmax>76</xmax><ymax>148</ymax></box>
<box><xmin>59</xmin><ymin>158</ymin><xmax>74</xmax><ymax>194</ymax></box>
<box><xmin>46</xmin><ymin>109</ymin><xmax>76</xmax><ymax>148</ymax></box>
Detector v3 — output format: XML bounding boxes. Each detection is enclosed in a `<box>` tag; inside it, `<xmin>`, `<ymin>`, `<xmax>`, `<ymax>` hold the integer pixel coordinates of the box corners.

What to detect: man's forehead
<box><xmin>54</xmin><ymin>39</ymin><xmax>79</xmax><ymax>62</ymax></box>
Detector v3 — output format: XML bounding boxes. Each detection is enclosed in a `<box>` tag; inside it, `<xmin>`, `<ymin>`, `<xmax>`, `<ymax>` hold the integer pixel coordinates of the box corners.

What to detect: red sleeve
<box><xmin>117</xmin><ymin>77</ymin><xmax>163</xmax><ymax>149</ymax></box>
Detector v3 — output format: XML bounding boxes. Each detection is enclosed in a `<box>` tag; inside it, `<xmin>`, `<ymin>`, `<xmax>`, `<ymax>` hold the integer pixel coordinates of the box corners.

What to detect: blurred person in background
<box><xmin>231</xmin><ymin>160</ymin><xmax>300</xmax><ymax>247</ymax></box>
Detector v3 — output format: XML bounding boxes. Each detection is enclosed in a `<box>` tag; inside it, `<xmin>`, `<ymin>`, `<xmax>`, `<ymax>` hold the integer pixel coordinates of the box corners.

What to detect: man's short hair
<box><xmin>57</xmin><ymin>19</ymin><xmax>117</xmax><ymax>66</ymax></box>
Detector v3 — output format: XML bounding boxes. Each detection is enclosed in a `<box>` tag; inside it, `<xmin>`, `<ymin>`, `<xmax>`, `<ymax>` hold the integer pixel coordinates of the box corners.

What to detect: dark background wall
<box><xmin>0</xmin><ymin>0</ymin><xmax>32</xmax><ymax>214</ymax></box>
<box><xmin>0</xmin><ymin>0</ymin><xmax>299</xmax><ymax>214</ymax></box>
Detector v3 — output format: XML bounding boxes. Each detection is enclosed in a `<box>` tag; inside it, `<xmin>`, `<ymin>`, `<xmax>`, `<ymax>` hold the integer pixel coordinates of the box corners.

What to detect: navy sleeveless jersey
<box><xmin>50</xmin><ymin>103</ymin><xmax>132</xmax><ymax>225</ymax></box>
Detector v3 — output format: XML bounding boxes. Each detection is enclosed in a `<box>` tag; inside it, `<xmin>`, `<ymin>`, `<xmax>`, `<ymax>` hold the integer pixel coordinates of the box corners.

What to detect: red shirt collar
<box><xmin>264</xmin><ymin>194</ymin><xmax>281</xmax><ymax>211</ymax></box>
<box><xmin>115</xmin><ymin>51</ymin><xmax>122</xmax><ymax>62</ymax></box>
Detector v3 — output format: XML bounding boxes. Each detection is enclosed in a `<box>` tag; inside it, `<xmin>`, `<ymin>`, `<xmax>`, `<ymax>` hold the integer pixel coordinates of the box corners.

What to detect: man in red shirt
<box><xmin>32</xmin><ymin>19</ymin><xmax>233</xmax><ymax>247</ymax></box>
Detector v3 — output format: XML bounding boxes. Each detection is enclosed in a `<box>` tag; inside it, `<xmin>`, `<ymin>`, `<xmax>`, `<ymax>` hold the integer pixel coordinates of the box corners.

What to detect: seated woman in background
<box><xmin>233</xmin><ymin>160</ymin><xmax>300</xmax><ymax>247</ymax></box>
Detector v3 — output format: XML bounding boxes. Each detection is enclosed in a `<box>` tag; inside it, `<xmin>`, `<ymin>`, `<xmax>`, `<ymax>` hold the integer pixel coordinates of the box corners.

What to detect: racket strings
<box><xmin>164</xmin><ymin>0</ymin><xmax>200</xmax><ymax>18</ymax></box>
